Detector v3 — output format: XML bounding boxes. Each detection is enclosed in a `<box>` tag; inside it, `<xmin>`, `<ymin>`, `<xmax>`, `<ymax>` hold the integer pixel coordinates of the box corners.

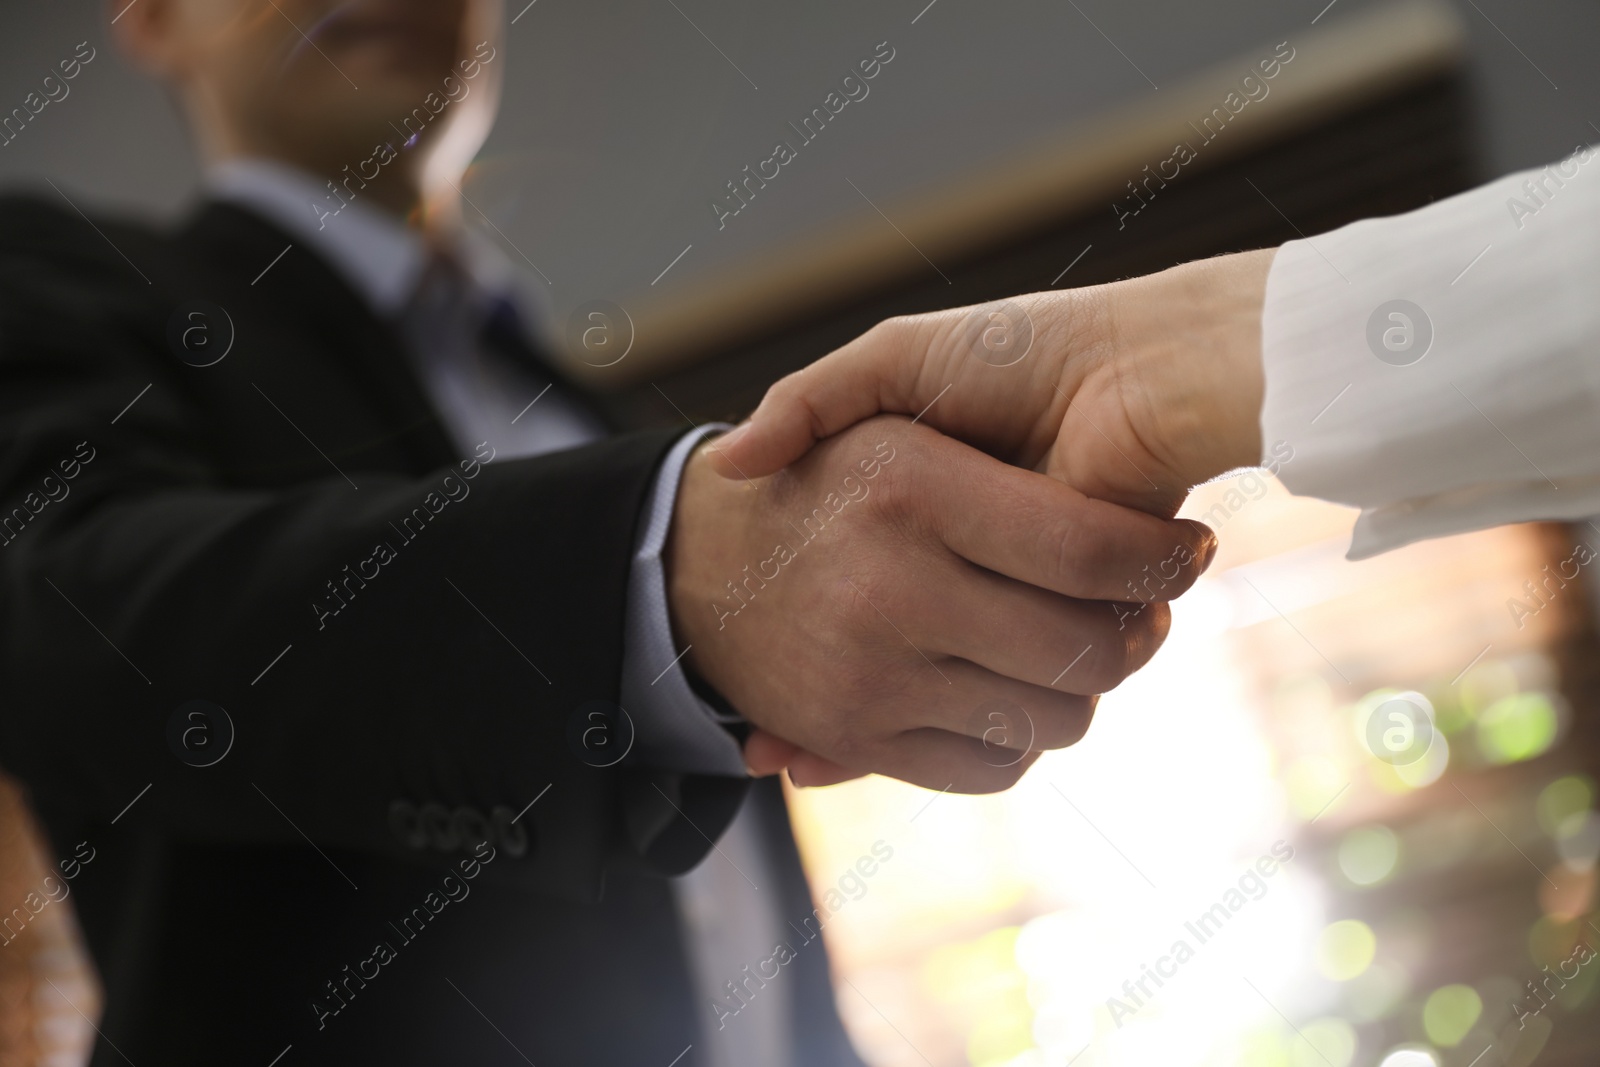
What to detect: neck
<box><xmin>323</xmin><ymin>160</ymin><xmax>426</xmax><ymax>221</ymax></box>
<box><xmin>185</xmin><ymin>85</ymin><xmax>475</xmax><ymax>237</ymax></box>
<box><xmin>220</xmin><ymin>147</ymin><xmax>465</xmax><ymax>239</ymax></box>
<box><xmin>201</xmin><ymin>133</ymin><xmax>457</xmax><ymax>232</ymax></box>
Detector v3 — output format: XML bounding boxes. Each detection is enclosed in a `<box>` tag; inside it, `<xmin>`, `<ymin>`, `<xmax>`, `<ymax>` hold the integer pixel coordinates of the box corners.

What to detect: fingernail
<box><xmin>787</xmin><ymin>767</ymin><xmax>810</xmax><ymax>788</ymax></box>
<box><xmin>1198</xmin><ymin>534</ymin><xmax>1220</xmax><ymax>572</ymax></box>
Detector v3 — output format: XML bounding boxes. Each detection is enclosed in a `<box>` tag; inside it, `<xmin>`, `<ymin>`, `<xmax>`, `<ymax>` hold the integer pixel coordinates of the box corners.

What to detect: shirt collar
<box><xmin>204</xmin><ymin>158</ymin><xmax>549</xmax><ymax>331</ymax></box>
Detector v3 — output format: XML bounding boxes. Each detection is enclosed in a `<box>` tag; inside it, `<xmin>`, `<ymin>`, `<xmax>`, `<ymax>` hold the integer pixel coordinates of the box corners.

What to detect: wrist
<box><xmin>665</xmin><ymin>442</ymin><xmax>754</xmax><ymax>693</ymax></box>
<box><xmin>1109</xmin><ymin>248</ymin><xmax>1273</xmax><ymax>485</ymax></box>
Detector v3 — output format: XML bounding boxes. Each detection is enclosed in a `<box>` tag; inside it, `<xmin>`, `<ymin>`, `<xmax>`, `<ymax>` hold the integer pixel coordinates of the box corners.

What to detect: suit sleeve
<box><xmin>0</xmin><ymin>200</ymin><xmax>747</xmax><ymax>902</ymax></box>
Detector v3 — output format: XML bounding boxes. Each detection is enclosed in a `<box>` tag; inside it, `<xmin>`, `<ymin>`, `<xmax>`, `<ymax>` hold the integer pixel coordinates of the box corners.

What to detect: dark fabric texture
<box><xmin>0</xmin><ymin>194</ymin><xmax>862</xmax><ymax>1067</ymax></box>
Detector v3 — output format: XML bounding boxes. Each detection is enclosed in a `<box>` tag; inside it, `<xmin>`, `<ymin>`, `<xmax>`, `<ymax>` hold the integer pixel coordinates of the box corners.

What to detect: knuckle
<box><xmin>765</xmin><ymin>370</ymin><xmax>801</xmax><ymax>402</ymax></box>
<box><xmin>821</xmin><ymin>726</ymin><xmax>867</xmax><ymax>769</ymax></box>
<box><xmin>867</xmin><ymin>452</ymin><xmax>937</xmax><ymax>551</ymax></box>
<box><xmin>1102</xmin><ymin>602</ymin><xmax>1169</xmax><ymax>682</ymax></box>
<box><xmin>855</xmin><ymin>316</ymin><xmax>914</xmax><ymax>367</ymax></box>
<box><xmin>869</xmin><ymin>454</ymin><xmax>912</xmax><ymax>516</ymax></box>
<box><xmin>1128</xmin><ymin>602</ymin><xmax>1172</xmax><ymax>663</ymax></box>
<box><xmin>872</xmin><ymin>313</ymin><xmax>916</xmax><ymax>342</ymax></box>
<box><xmin>761</xmin><ymin>370</ymin><xmax>805</xmax><ymax>418</ymax></box>
<box><xmin>948</xmin><ymin>736</ymin><xmax>1041</xmax><ymax>794</ymax></box>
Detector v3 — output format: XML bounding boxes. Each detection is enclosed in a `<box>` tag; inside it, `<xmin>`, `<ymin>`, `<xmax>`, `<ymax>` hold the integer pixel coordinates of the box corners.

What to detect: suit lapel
<box><xmin>175</xmin><ymin>201</ymin><xmax>461</xmax><ymax>474</ymax></box>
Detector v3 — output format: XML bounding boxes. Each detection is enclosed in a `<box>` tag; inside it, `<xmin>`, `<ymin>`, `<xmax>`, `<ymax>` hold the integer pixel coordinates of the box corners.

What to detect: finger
<box><xmin>910</xmin><ymin>559</ymin><xmax>1171</xmax><ymax>694</ymax></box>
<box><xmin>786</xmin><ymin>752</ymin><xmax>868</xmax><ymax>788</ymax></box>
<box><xmin>908</xmin><ymin>656</ymin><xmax>1099</xmax><ymax>754</ymax></box>
<box><xmin>743</xmin><ymin>728</ymin><xmax>801</xmax><ymax>777</ymax></box>
<box><xmin>746</xmin><ymin>728</ymin><xmax>865</xmax><ymax>786</ymax></box>
<box><xmin>926</xmin><ymin>441</ymin><xmax>1217</xmax><ymax>602</ymax></box>
<box><xmin>856</xmin><ymin>728</ymin><xmax>1046</xmax><ymax>795</ymax></box>
<box><xmin>704</xmin><ymin>322</ymin><xmax>919</xmax><ymax>479</ymax></box>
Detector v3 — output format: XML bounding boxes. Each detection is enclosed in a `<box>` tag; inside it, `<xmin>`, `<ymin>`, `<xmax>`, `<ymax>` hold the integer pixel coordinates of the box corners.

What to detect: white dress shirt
<box><xmin>206</xmin><ymin>160</ymin><xmax>789</xmax><ymax>1067</ymax></box>
<box><xmin>1260</xmin><ymin>144</ymin><xmax>1600</xmax><ymax>559</ymax></box>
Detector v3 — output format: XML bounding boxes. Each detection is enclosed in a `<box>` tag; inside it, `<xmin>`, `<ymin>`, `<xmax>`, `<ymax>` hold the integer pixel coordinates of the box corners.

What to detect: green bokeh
<box><xmin>1317</xmin><ymin>920</ymin><xmax>1377</xmax><ymax>982</ymax></box>
<box><xmin>1476</xmin><ymin>693</ymin><xmax>1559</xmax><ymax>765</ymax></box>
<box><xmin>1536</xmin><ymin>775</ymin><xmax>1595</xmax><ymax>836</ymax></box>
<box><xmin>1421</xmin><ymin>984</ymin><xmax>1482</xmax><ymax>1047</ymax></box>
<box><xmin>1338</xmin><ymin>826</ymin><xmax>1400</xmax><ymax>887</ymax></box>
<box><xmin>1292</xmin><ymin>1017</ymin><xmax>1357</xmax><ymax>1067</ymax></box>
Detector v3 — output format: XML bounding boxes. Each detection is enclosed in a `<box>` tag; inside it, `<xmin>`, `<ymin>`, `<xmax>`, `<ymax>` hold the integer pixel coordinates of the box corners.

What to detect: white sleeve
<box><xmin>1258</xmin><ymin>144</ymin><xmax>1600</xmax><ymax>559</ymax></box>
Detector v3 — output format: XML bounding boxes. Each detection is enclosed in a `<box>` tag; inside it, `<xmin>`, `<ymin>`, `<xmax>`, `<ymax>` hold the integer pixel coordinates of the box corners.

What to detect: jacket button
<box><xmin>491</xmin><ymin>805</ymin><xmax>529</xmax><ymax>858</ymax></box>
<box><xmin>388</xmin><ymin>800</ymin><xmax>426</xmax><ymax>850</ymax></box>
<box><xmin>419</xmin><ymin>803</ymin><xmax>459</xmax><ymax>852</ymax></box>
<box><xmin>453</xmin><ymin>806</ymin><xmax>491</xmax><ymax>852</ymax></box>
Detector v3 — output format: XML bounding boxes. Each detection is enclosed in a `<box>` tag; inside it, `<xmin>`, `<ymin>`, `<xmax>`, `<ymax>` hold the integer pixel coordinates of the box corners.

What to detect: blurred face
<box><xmin>117</xmin><ymin>0</ymin><xmax>503</xmax><ymax>209</ymax></box>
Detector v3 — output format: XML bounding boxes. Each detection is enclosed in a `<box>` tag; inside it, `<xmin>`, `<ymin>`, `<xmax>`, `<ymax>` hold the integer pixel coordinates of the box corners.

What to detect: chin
<box><xmin>350</xmin><ymin>74</ymin><xmax>454</xmax><ymax>117</ymax></box>
<box><xmin>340</xmin><ymin>45</ymin><xmax>460</xmax><ymax>87</ymax></box>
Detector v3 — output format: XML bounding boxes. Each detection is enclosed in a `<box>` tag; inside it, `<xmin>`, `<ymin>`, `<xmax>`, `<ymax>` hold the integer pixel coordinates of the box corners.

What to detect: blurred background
<box><xmin>789</xmin><ymin>486</ymin><xmax>1600</xmax><ymax>1067</ymax></box>
<box><xmin>3</xmin><ymin>1</ymin><xmax>1599</xmax><ymax>1065</ymax></box>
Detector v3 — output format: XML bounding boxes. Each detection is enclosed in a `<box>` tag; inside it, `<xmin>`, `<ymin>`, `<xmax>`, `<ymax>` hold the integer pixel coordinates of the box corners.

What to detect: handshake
<box><xmin>667</xmin><ymin>248</ymin><xmax>1278</xmax><ymax>792</ymax></box>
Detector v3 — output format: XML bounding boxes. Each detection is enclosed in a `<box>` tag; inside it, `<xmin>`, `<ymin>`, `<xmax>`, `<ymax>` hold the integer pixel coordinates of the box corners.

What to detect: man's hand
<box><xmin>707</xmin><ymin>249</ymin><xmax>1276</xmax><ymax>517</ymax></box>
<box><xmin>669</xmin><ymin>416</ymin><xmax>1217</xmax><ymax>792</ymax></box>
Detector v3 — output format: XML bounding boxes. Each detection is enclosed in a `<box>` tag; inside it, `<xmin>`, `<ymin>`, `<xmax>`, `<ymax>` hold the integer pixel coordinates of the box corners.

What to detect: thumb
<box><xmin>706</xmin><ymin>321</ymin><xmax>918</xmax><ymax>479</ymax></box>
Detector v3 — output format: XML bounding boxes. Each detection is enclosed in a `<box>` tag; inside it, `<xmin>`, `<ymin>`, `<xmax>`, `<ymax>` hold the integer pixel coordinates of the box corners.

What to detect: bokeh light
<box><xmin>1386</xmin><ymin>732</ymin><xmax>1450</xmax><ymax>790</ymax></box>
<box><xmin>1315</xmin><ymin>920</ymin><xmax>1377</xmax><ymax>982</ymax></box>
<box><xmin>1285</xmin><ymin>756</ymin><xmax>1347</xmax><ymax>821</ymax></box>
<box><xmin>1344</xmin><ymin>961</ymin><xmax>1412</xmax><ymax>1023</ymax></box>
<box><xmin>1420</xmin><ymin>984</ymin><xmax>1482</xmax><ymax>1047</ymax></box>
<box><xmin>1290</xmin><ymin>1017</ymin><xmax>1356</xmax><ymax>1067</ymax></box>
<box><xmin>1476</xmin><ymin>693</ymin><xmax>1560</xmax><ymax>764</ymax></box>
<box><xmin>1536</xmin><ymin>775</ymin><xmax>1596</xmax><ymax>835</ymax></box>
<box><xmin>1555</xmin><ymin>811</ymin><xmax>1600</xmax><ymax>871</ymax></box>
<box><xmin>1337</xmin><ymin>826</ymin><xmax>1400</xmax><ymax>887</ymax></box>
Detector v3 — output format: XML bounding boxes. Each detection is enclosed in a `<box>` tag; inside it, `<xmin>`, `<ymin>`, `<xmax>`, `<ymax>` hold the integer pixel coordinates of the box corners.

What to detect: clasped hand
<box><xmin>667</xmin><ymin>249</ymin><xmax>1275</xmax><ymax>790</ymax></box>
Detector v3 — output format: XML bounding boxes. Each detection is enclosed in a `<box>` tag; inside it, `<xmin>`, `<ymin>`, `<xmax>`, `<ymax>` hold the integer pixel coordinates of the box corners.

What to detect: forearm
<box><xmin>0</xmin><ymin>429</ymin><xmax>695</xmax><ymax>899</ymax></box>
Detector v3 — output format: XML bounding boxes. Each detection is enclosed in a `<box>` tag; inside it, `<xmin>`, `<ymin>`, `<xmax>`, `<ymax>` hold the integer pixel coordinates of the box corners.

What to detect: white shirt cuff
<box><xmin>620</xmin><ymin>424</ymin><xmax>747</xmax><ymax>776</ymax></box>
<box><xmin>1259</xmin><ymin>144</ymin><xmax>1600</xmax><ymax>559</ymax></box>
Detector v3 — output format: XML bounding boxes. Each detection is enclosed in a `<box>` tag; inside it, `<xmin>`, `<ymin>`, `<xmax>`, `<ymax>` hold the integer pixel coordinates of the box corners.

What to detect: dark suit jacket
<box><xmin>0</xmin><ymin>194</ymin><xmax>862</xmax><ymax>1066</ymax></box>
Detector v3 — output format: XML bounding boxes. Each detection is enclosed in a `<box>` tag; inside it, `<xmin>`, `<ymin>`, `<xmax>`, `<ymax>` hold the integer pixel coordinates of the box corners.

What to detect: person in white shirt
<box><xmin>714</xmin><ymin>144</ymin><xmax>1600</xmax><ymax>781</ymax></box>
